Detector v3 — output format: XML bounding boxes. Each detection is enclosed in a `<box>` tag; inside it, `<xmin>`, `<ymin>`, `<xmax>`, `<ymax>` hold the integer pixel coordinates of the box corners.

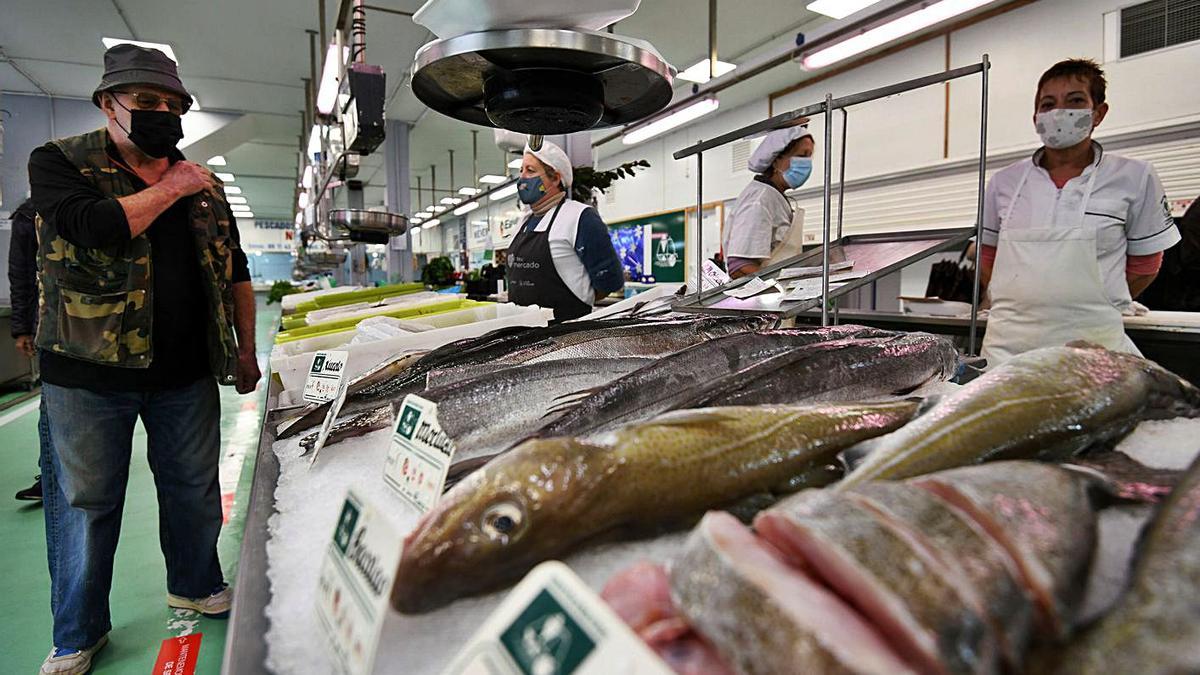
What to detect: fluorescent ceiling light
<box><xmin>426</xmin><ymin>218</ymin><xmax>441</xmax><ymax>226</ymax></box>
<box><xmin>316</xmin><ymin>44</ymin><xmax>348</xmax><ymax>115</ymax></box>
<box><xmin>489</xmin><ymin>183</ymin><xmax>518</xmax><ymax>201</ymax></box>
<box><xmin>298</xmin><ymin>192</ymin><xmax>310</xmax><ymax>209</ymax></box>
<box><xmin>230</xmin><ymin>204</ymin><xmax>252</xmax><ymax>212</ymax></box>
<box><xmin>479</xmin><ymin>174</ymin><xmax>507</xmax><ymax>184</ymax></box>
<box><xmin>307</xmin><ymin>125</ymin><xmax>323</xmax><ymax>158</ymax></box>
<box><xmin>215</xmin><ymin>172</ymin><xmax>235</xmax><ymax>182</ymax></box>
<box><xmin>453</xmin><ymin>201</ymin><xmax>479</xmax><ymax>216</ymax></box>
<box><xmin>240</xmin><ymin>212</ymin><xmax>255</xmax><ymax>219</ymax></box>
<box><xmin>410</xmin><ymin>225</ymin><xmax>422</xmax><ymax>233</ymax></box>
<box><xmin>508</xmin><ymin>158</ymin><xmax>523</xmax><ymax>169</ymax></box>
<box><xmin>676</xmin><ymin>59</ymin><xmax>737</xmax><ymax>84</ymax></box>
<box><xmin>805</xmin><ymin>0</ymin><xmax>883</xmax><ymax>19</ymax></box>
<box><xmin>803</xmin><ymin>0</ymin><xmax>995</xmax><ymax>69</ymax></box>
<box><xmin>227</xmin><ymin>196</ymin><xmax>248</xmax><ymax>204</ymax></box>
<box><xmin>440</xmin><ymin>197</ymin><xmax>462</xmax><ymax>205</ymax></box>
<box><xmin>302</xmin><ymin>165</ymin><xmax>314</xmax><ymax>189</ymax></box>
<box><xmin>206</xmin><ymin>155</ymin><xmax>227</xmax><ymax>166</ymax></box>
<box><xmin>224</xmin><ymin>186</ymin><xmax>242</xmax><ymax>195</ymax></box>
<box><xmin>458</xmin><ymin>187</ymin><xmax>481</xmax><ymax>196</ymax></box>
<box><xmin>623</xmin><ymin>97</ymin><xmax>720</xmax><ymax>146</ymax></box>
<box><xmin>101</xmin><ymin>38</ymin><xmax>178</xmax><ymax>64</ymax></box>
<box><xmin>432</xmin><ymin>205</ymin><xmax>448</xmax><ymax>214</ymax></box>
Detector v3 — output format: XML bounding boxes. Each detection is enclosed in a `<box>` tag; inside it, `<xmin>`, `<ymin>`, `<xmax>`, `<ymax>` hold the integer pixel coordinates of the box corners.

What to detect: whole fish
<box><xmin>425</xmin><ymin>315</ymin><xmax>767</xmax><ymax>389</ymax></box>
<box><xmin>298</xmin><ymin>404</ymin><xmax>392</xmax><ymax>453</ymax></box>
<box><xmin>670</xmin><ymin>511</ymin><xmax>918</xmax><ymax>675</ymax></box>
<box><xmin>390</xmin><ymin>400</ymin><xmax>919</xmax><ymax>613</ymax></box>
<box><xmin>415</xmin><ymin>357</ymin><xmax>656</xmax><ymax>479</ymax></box>
<box><xmin>529</xmin><ymin>325</ymin><xmax>895</xmax><ymax>442</ymax></box>
<box><xmin>838</xmin><ymin>344</ymin><xmax>1200</xmax><ymax>488</ymax></box>
<box><xmin>277</xmin><ymin>317</ymin><xmax>688</xmax><ymax>440</ymax></box>
<box><xmin>669</xmin><ymin>332</ymin><xmax>958</xmax><ymax>409</ymax></box>
<box><xmin>280</xmin><ymin>316</ymin><xmax>766</xmax><ymax>440</ymax></box>
<box><xmin>1052</xmin><ymin>450</ymin><xmax>1200</xmax><ymax>674</ymax></box>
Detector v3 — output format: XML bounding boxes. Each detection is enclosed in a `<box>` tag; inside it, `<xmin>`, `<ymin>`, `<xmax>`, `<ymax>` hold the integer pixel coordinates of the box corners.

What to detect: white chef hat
<box><xmin>747</xmin><ymin>126</ymin><xmax>814</xmax><ymax>173</ymax></box>
<box><xmin>523</xmin><ymin>141</ymin><xmax>573</xmax><ymax>190</ymax></box>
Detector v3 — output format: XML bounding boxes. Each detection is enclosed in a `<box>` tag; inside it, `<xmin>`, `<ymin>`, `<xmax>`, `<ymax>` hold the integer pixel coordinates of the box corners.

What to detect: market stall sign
<box><xmin>383</xmin><ymin>394</ymin><xmax>456</xmax><ymax>513</ymax></box>
<box><xmin>303</xmin><ymin>350</ymin><xmax>350</xmax><ymax>404</ymax></box>
<box><xmin>152</xmin><ymin>634</ymin><xmax>202</xmax><ymax>675</ymax></box>
<box><xmin>316</xmin><ymin>489</ymin><xmax>402</xmax><ymax>675</ymax></box>
<box><xmin>443</xmin><ymin>561</ymin><xmax>673</xmax><ymax>675</ymax></box>
<box><xmin>608</xmin><ymin>210</ymin><xmax>686</xmax><ymax>283</ymax></box>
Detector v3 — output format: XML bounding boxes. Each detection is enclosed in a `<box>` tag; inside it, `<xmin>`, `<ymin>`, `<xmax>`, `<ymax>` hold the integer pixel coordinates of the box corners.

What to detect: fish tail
<box><xmin>1062</xmin><ymin>450</ymin><xmax>1184</xmax><ymax>506</ymax></box>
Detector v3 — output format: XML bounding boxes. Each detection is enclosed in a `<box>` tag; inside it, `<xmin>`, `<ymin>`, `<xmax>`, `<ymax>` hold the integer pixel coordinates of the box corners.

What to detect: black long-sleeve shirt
<box><xmin>7</xmin><ymin>199</ymin><xmax>38</xmax><ymax>337</ymax></box>
<box><xmin>28</xmin><ymin>141</ymin><xmax>250</xmax><ymax>391</ymax></box>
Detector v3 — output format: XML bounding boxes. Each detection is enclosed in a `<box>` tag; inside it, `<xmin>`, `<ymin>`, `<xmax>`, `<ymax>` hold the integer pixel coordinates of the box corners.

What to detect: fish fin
<box><xmin>838</xmin><ymin>438</ymin><xmax>883</xmax><ymax>474</ymax></box>
<box><xmin>644</xmin><ymin>407</ymin><xmax>747</xmax><ymax>426</ymax></box>
<box><xmin>1065</xmin><ymin>340</ymin><xmax>1106</xmax><ymax>350</ymax></box>
<box><xmin>542</xmin><ymin>389</ymin><xmax>601</xmax><ymax>416</ymax></box>
<box><xmin>904</xmin><ymin>394</ymin><xmax>942</xmax><ymax>418</ymax></box>
<box><xmin>1061</xmin><ymin>450</ymin><xmax>1183</xmax><ymax>505</ymax></box>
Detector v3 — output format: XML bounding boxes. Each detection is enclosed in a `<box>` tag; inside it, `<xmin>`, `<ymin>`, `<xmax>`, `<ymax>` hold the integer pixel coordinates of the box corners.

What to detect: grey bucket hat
<box><xmin>92</xmin><ymin>43</ymin><xmax>193</xmax><ymax>112</ymax></box>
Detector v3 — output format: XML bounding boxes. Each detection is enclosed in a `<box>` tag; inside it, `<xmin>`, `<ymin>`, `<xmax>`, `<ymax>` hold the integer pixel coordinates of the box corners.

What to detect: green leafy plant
<box><xmin>422</xmin><ymin>256</ymin><xmax>456</xmax><ymax>287</ymax></box>
<box><xmin>572</xmin><ymin>160</ymin><xmax>650</xmax><ymax>204</ymax></box>
<box><xmin>267</xmin><ymin>280</ymin><xmax>301</xmax><ymax>305</ymax></box>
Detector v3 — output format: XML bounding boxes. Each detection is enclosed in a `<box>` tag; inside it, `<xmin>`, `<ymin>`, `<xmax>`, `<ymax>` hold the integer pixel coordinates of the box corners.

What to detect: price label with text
<box><xmin>316</xmin><ymin>490</ymin><xmax>402</xmax><ymax>675</ymax></box>
<box><xmin>383</xmin><ymin>395</ymin><xmax>455</xmax><ymax>513</ymax></box>
<box><xmin>444</xmin><ymin>561</ymin><xmax>673</xmax><ymax>675</ymax></box>
<box><xmin>303</xmin><ymin>350</ymin><xmax>349</xmax><ymax>404</ymax></box>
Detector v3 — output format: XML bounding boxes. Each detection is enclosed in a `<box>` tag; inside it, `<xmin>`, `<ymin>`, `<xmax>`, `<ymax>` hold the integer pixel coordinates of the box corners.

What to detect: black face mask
<box><xmin>115</xmin><ymin>102</ymin><xmax>184</xmax><ymax>158</ymax></box>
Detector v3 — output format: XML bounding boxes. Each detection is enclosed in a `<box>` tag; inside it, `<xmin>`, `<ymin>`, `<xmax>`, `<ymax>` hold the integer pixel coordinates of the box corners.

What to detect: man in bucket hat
<box><xmin>28</xmin><ymin>43</ymin><xmax>260</xmax><ymax>675</ymax></box>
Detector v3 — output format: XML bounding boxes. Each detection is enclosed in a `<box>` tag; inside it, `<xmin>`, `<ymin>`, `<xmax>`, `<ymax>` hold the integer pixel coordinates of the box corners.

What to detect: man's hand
<box><xmin>236</xmin><ymin>349</ymin><xmax>262</xmax><ymax>395</ymax></box>
<box><xmin>14</xmin><ymin>335</ymin><xmax>35</xmax><ymax>358</ymax></box>
<box><xmin>160</xmin><ymin>161</ymin><xmax>219</xmax><ymax>198</ymax></box>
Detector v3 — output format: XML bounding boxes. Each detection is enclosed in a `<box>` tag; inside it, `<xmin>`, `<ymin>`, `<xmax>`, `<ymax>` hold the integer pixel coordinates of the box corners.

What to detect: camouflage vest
<box><xmin>35</xmin><ymin>128</ymin><xmax>239</xmax><ymax>385</ymax></box>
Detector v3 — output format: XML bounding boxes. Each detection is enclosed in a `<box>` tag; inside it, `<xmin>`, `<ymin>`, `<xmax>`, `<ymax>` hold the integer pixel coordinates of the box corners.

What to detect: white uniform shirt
<box><xmin>982</xmin><ymin>143</ymin><xmax>1181</xmax><ymax>309</ymax></box>
<box><xmin>723</xmin><ymin>179</ymin><xmax>793</xmax><ymax>259</ymax></box>
<box><xmin>518</xmin><ymin>199</ymin><xmax>598</xmax><ymax>306</ymax></box>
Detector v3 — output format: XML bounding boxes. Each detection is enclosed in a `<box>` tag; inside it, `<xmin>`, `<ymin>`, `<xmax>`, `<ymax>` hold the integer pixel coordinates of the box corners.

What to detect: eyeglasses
<box><xmin>115</xmin><ymin>90</ymin><xmax>187</xmax><ymax>115</ymax></box>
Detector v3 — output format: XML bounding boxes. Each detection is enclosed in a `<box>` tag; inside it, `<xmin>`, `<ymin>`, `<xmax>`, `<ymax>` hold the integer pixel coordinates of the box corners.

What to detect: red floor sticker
<box><xmin>221</xmin><ymin>492</ymin><xmax>236</xmax><ymax>524</ymax></box>
<box><xmin>153</xmin><ymin>633</ymin><xmax>202</xmax><ymax>675</ymax></box>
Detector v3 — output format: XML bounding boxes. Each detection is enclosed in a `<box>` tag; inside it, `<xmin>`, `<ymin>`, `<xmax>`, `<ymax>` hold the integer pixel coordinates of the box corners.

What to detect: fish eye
<box><xmin>481</xmin><ymin>502</ymin><xmax>524</xmax><ymax>540</ymax></box>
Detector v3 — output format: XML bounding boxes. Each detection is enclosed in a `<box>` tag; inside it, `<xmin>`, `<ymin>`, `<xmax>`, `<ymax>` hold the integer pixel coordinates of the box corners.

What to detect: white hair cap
<box><xmin>747</xmin><ymin>126</ymin><xmax>814</xmax><ymax>173</ymax></box>
<box><xmin>523</xmin><ymin>141</ymin><xmax>573</xmax><ymax>190</ymax></box>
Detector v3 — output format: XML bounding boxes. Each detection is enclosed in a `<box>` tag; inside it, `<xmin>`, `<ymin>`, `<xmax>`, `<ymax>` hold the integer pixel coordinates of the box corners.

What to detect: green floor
<box><xmin>0</xmin><ymin>296</ymin><xmax>280</xmax><ymax>674</ymax></box>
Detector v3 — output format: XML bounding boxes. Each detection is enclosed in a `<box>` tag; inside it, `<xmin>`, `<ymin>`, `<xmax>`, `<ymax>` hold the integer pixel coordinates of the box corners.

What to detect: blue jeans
<box><xmin>39</xmin><ymin>378</ymin><xmax>225</xmax><ymax>650</ymax></box>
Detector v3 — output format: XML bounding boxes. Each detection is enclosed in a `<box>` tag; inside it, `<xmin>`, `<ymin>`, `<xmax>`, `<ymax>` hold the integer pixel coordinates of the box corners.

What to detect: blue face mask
<box><xmin>517</xmin><ymin>176</ymin><xmax>546</xmax><ymax>205</ymax></box>
<box><xmin>783</xmin><ymin>157</ymin><xmax>813</xmax><ymax>189</ymax></box>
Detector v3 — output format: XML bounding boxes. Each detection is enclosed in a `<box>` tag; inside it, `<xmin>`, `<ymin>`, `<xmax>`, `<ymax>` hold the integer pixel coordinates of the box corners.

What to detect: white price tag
<box><xmin>443</xmin><ymin>561</ymin><xmax>673</xmax><ymax>675</ymax></box>
<box><xmin>383</xmin><ymin>395</ymin><xmax>456</xmax><ymax>513</ymax></box>
<box><xmin>316</xmin><ymin>490</ymin><xmax>402</xmax><ymax>675</ymax></box>
<box><xmin>722</xmin><ymin>276</ymin><xmax>776</xmax><ymax>299</ymax></box>
<box><xmin>303</xmin><ymin>350</ymin><xmax>350</xmax><ymax>404</ymax></box>
<box><xmin>700</xmin><ymin>259</ymin><xmax>732</xmax><ymax>292</ymax></box>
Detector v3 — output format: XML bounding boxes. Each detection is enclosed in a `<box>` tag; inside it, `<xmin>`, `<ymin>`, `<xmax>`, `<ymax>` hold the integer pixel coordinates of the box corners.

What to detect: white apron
<box><xmin>980</xmin><ymin>162</ymin><xmax>1140</xmax><ymax>366</ymax></box>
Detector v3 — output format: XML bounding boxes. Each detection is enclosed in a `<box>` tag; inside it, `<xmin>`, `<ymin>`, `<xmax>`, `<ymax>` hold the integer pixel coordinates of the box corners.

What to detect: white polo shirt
<box><xmin>723</xmin><ymin>179</ymin><xmax>793</xmax><ymax>259</ymax></box>
<box><xmin>982</xmin><ymin>142</ymin><xmax>1181</xmax><ymax>309</ymax></box>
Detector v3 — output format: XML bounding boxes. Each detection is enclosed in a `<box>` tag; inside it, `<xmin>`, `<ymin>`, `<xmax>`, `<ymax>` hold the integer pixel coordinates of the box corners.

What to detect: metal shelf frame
<box><xmin>675</xmin><ymin>55</ymin><xmax>991</xmax><ymax>354</ymax></box>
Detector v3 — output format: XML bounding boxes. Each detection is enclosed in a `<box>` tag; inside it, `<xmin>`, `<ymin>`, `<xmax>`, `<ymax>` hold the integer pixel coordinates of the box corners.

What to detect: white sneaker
<box><xmin>40</xmin><ymin>635</ymin><xmax>108</xmax><ymax>675</ymax></box>
<box><xmin>167</xmin><ymin>584</ymin><xmax>233</xmax><ymax>617</ymax></box>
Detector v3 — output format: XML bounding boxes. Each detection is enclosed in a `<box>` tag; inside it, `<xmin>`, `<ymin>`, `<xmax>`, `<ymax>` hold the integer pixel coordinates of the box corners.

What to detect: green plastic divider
<box><xmin>273</xmin><ymin>298</ymin><xmax>481</xmax><ymax>344</ymax></box>
<box><xmin>291</xmin><ymin>282</ymin><xmax>425</xmax><ymax>315</ymax></box>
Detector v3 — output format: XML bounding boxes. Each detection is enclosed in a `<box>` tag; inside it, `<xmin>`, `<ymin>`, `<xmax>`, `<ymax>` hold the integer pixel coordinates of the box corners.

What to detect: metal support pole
<box><xmin>471</xmin><ymin>130</ymin><xmax>479</xmax><ymax>185</ymax></box>
<box><xmin>708</xmin><ymin>0</ymin><xmax>717</xmax><ymax>80</ymax></box>
<box><xmin>448</xmin><ymin>149</ymin><xmax>455</xmax><ymax>192</ymax></box>
<box><xmin>307</xmin><ymin>30</ymin><xmax>318</xmax><ymax>112</ymax></box>
<box><xmin>836</xmin><ymin>108</ymin><xmax>848</xmax><ymax>242</ymax></box>
<box><xmin>318</xmin><ymin>0</ymin><xmax>327</xmax><ymax>56</ymax></box>
<box><xmin>415</xmin><ymin>175</ymin><xmax>422</xmax><ymax>211</ymax></box>
<box><xmin>969</xmin><ymin>54</ymin><xmax>990</xmax><ymax>356</ymax></box>
<box><xmin>821</xmin><ymin>94</ymin><xmax>833</xmax><ymax>327</ymax></box>
<box><xmin>695</xmin><ymin>147</ymin><xmax>704</xmax><ymax>301</ymax></box>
